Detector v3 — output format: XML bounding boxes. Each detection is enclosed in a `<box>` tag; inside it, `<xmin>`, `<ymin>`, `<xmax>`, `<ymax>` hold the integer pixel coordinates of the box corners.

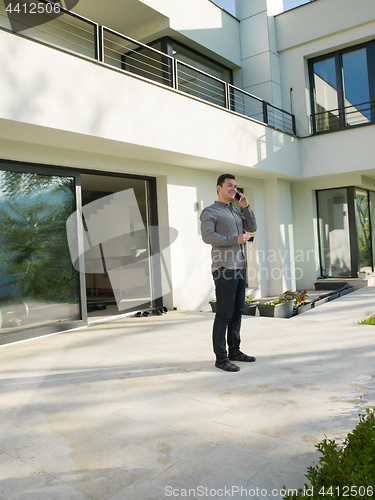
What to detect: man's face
<box><xmin>217</xmin><ymin>178</ymin><xmax>237</xmax><ymax>202</ymax></box>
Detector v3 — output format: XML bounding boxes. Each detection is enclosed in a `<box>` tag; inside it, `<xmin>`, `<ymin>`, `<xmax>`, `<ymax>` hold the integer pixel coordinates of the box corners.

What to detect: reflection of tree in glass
<box><xmin>0</xmin><ymin>171</ymin><xmax>78</xmax><ymax>305</ymax></box>
<box><xmin>356</xmin><ymin>193</ymin><xmax>371</xmax><ymax>269</ymax></box>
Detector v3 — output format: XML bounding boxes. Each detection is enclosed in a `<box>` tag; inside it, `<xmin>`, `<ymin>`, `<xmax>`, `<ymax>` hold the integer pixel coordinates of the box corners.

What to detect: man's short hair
<box><xmin>217</xmin><ymin>174</ymin><xmax>235</xmax><ymax>187</ymax></box>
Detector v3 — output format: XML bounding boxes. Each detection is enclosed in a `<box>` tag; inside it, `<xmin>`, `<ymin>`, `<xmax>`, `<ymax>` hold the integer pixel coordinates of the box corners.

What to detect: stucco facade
<box><xmin>0</xmin><ymin>0</ymin><xmax>374</xmax><ymax>343</ymax></box>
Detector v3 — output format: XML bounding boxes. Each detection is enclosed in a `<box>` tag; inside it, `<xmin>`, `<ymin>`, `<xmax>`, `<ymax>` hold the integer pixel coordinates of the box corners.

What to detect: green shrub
<box><xmin>358</xmin><ymin>317</ymin><xmax>375</xmax><ymax>326</ymax></box>
<box><xmin>283</xmin><ymin>409</ymin><xmax>375</xmax><ymax>499</ymax></box>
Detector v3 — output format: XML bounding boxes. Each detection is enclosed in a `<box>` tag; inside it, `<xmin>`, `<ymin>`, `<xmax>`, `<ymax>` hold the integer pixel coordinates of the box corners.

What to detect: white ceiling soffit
<box><xmin>71</xmin><ymin>0</ymin><xmax>169</xmax><ymax>40</ymax></box>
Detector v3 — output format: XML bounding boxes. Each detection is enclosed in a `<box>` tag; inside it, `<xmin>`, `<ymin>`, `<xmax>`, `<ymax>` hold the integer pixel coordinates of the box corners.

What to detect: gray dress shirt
<box><xmin>200</xmin><ymin>201</ymin><xmax>257</xmax><ymax>272</ymax></box>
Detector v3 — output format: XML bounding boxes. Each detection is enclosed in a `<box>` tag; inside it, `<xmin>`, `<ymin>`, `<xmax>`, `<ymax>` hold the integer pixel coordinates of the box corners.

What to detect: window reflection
<box><xmin>317</xmin><ymin>189</ymin><xmax>351</xmax><ymax>277</ymax></box>
<box><xmin>0</xmin><ymin>170</ymin><xmax>80</xmax><ymax>335</ymax></box>
<box><xmin>310</xmin><ymin>41</ymin><xmax>375</xmax><ymax>133</ymax></box>
<box><xmin>356</xmin><ymin>189</ymin><xmax>372</xmax><ymax>271</ymax></box>
<box><xmin>342</xmin><ymin>49</ymin><xmax>370</xmax><ymax>125</ymax></box>
<box><xmin>313</xmin><ymin>57</ymin><xmax>339</xmax><ymax>131</ymax></box>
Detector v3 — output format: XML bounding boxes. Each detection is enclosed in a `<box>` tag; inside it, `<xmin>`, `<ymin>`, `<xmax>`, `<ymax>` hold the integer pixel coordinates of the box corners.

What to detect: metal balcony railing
<box><xmin>0</xmin><ymin>0</ymin><xmax>297</xmax><ymax>136</ymax></box>
<box><xmin>311</xmin><ymin>101</ymin><xmax>375</xmax><ymax>134</ymax></box>
<box><xmin>101</xmin><ymin>27</ymin><xmax>174</xmax><ymax>88</ymax></box>
<box><xmin>0</xmin><ymin>0</ymin><xmax>98</xmax><ymax>58</ymax></box>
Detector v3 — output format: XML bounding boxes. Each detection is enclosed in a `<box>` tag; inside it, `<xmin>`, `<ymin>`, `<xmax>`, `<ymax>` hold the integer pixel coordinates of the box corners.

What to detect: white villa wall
<box><xmin>300</xmin><ymin>127</ymin><xmax>375</xmax><ymax>178</ymax></box>
<box><xmin>291</xmin><ymin>172</ymin><xmax>375</xmax><ymax>290</ymax></box>
<box><xmin>139</xmin><ymin>0</ymin><xmax>242</xmax><ymax>68</ymax></box>
<box><xmin>0</xmin><ymin>29</ymin><xmax>300</xmax><ymax>177</ymax></box>
<box><xmin>0</xmin><ymin>130</ymin><xmax>271</xmax><ymax>311</ymax></box>
<box><xmin>276</xmin><ymin>0</ymin><xmax>375</xmax><ymax>136</ymax></box>
<box><xmin>235</xmin><ymin>0</ymin><xmax>283</xmax><ymax>107</ymax></box>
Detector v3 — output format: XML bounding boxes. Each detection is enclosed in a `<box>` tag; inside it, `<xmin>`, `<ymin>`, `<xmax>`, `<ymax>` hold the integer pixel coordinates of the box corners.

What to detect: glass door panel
<box><xmin>355</xmin><ymin>189</ymin><xmax>372</xmax><ymax>272</ymax></box>
<box><xmin>0</xmin><ymin>169</ymin><xmax>80</xmax><ymax>336</ymax></box>
<box><xmin>80</xmin><ymin>174</ymin><xmax>152</xmax><ymax>320</ymax></box>
<box><xmin>317</xmin><ymin>189</ymin><xmax>351</xmax><ymax>277</ymax></box>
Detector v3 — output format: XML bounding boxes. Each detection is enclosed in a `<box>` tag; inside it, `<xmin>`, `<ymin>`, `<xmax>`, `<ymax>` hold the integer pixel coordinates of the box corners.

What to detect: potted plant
<box><xmin>284</xmin><ymin>290</ymin><xmax>311</xmax><ymax>315</ymax></box>
<box><xmin>358</xmin><ymin>271</ymin><xmax>367</xmax><ymax>279</ymax></box>
<box><xmin>244</xmin><ymin>294</ymin><xmax>257</xmax><ymax>316</ymax></box>
<box><xmin>258</xmin><ymin>298</ymin><xmax>294</xmax><ymax>318</ymax></box>
<box><xmin>209</xmin><ymin>298</ymin><xmax>216</xmax><ymax>313</ymax></box>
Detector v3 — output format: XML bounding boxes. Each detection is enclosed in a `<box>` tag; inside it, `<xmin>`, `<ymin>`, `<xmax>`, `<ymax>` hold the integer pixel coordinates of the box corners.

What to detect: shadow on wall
<box><xmin>256</xmin><ymin>127</ymin><xmax>300</xmax><ymax>175</ymax></box>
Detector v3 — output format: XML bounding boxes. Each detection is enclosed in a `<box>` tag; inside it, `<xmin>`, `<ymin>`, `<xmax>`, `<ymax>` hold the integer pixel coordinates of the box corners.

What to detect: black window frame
<box><xmin>316</xmin><ymin>186</ymin><xmax>374</xmax><ymax>278</ymax></box>
<box><xmin>309</xmin><ymin>39</ymin><xmax>375</xmax><ymax>135</ymax></box>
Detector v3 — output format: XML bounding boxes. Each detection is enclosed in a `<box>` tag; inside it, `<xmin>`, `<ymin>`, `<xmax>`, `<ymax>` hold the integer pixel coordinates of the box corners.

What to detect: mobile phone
<box><xmin>235</xmin><ymin>192</ymin><xmax>241</xmax><ymax>201</ymax></box>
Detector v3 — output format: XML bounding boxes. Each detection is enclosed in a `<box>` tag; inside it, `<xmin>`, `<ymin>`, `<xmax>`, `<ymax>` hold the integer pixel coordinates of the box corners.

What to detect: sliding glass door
<box><xmin>317</xmin><ymin>187</ymin><xmax>375</xmax><ymax>277</ymax></box>
<box><xmin>0</xmin><ymin>166</ymin><xmax>81</xmax><ymax>341</ymax></box>
<box><xmin>317</xmin><ymin>188</ymin><xmax>351</xmax><ymax>277</ymax></box>
<box><xmin>80</xmin><ymin>173</ymin><xmax>154</xmax><ymax>320</ymax></box>
<box><xmin>0</xmin><ymin>163</ymin><xmax>159</xmax><ymax>344</ymax></box>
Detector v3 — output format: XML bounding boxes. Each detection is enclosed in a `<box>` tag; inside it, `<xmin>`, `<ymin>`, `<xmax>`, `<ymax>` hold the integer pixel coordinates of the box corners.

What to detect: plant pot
<box><xmin>258</xmin><ymin>300</ymin><xmax>294</xmax><ymax>319</ymax></box>
<box><xmin>328</xmin><ymin>291</ymin><xmax>340</xmax><ymax>301</ymax></box>
<box><xmin>358</xmin><ymin>272</ymin><xmax>367</xmax><ymax>279</ymax></box>
<box><xmin>312</xmin><ymin>295</ymin><xmax>330</xmax><ymax>308</ymax></box>
<box><xmin>243</xmin><ymin>302</ymin><xmax>257</xmax><ymax>316</ymax></box>
<box><xmin>339</xmin><ymin>286</ymin><xmax>354</xmax><ymax>296</ymax></box>
<box><xmin>293</xmin><ymin>302</ymin><xmax>312</xmax><ymax>315</ymax></box>
<box><xmin>209</xmin><ymin>301</ymin><xmax>216</xmax><ymax>313</ymax></box>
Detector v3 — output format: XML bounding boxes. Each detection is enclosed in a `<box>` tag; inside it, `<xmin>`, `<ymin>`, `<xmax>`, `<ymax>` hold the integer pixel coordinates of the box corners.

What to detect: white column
<box><xmin>263</xmin><ymin>178</ymin><xmax>296</xmax><ymax>295</ymax></box>
<box><xmin>235</xmin><ymin>0</ymin><xmax>283</xmax><ymax>107</ymax></box>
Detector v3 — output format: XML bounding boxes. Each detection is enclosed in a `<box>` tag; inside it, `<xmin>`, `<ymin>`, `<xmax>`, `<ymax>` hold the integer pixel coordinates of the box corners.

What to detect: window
<box><xmin>317</xmin><ymin>187</ymin><xmax>375</xmax><ymax>278</ymax></box>
<box><xmin>309</xmin><ymin>40</ymin><xmax>375</xmax><ymax>133</ymax></box>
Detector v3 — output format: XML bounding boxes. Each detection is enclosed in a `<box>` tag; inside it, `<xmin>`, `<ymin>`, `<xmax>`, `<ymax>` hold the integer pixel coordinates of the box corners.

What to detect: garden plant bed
<box><xmin>258</xmin><ymin>299</ymin><xmax>294</xmax><ymax>318</ymax></box>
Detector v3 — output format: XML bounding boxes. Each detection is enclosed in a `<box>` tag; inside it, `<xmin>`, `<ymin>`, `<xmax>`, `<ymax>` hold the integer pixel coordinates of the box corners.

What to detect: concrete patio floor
<box><xmin>1</xmin><ymin>287</ymin><xmax>375</xmax><ymax>500</ymax></box>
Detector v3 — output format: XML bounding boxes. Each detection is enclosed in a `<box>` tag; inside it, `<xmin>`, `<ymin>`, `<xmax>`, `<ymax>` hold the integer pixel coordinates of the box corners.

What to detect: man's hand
<box><xmin>237</xmin><ymin>234</ymin><xmax>251</xmax><ymax>244</ymax></box>
<box><xmin>235</xmin><ymin>193</ymin><xmax>249</xmax><ymax>208</ymax></box>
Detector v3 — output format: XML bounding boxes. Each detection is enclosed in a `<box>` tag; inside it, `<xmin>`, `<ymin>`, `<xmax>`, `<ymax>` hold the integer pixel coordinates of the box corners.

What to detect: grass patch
<box><xmin>358</xmin><ymin>317</ymin><xmax>375</xmax><ymax>325</ymax></box>
<box><xmin>283</xmin><ymin>408</ymin><xmax>375</xmax><ymax>499</ymax></box>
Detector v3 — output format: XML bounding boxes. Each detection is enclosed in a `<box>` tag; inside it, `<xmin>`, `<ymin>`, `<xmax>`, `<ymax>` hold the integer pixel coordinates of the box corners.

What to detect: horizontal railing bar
<box><xmin>177</xmin><ymin>75</ymin><xmax>226</xmax><ymax>97</ymax></box>
<box><xmin>228</xmin><ymin>84</ymin><xmax>263</xmax><ymax>103</ymax></box>
<box><xmin>105</xmin><ymin>50</ymin><xmax>170</xmax><ymax>74</ymax></box>
<box><xmin>102</xmin><ymin>26</ymin><xmax>173</xmax><ymax>63</ymax></box>
<box><xmin>178</xmin><ymin>84</ymin><xmax>226</xmax><ymax>106</ymax></box>
<box><xmin>177</xmin><ymin>69</ymin><xmax>226</xmax><ymax>96</ymax></box>
<box><xmin>231</xmin><ymin>99</ymin><xmax>263</xmax><ymax>110</ymax></box>
<box><xmin>0</xmin><ymin>12</ymin><xmax>95</xmax><ymax>52</ymax></box>
<box><xmin>103</xmin><ymin>44</ymin><xmax>171</xmax><ymax>72</ymax></box>
<box><xmin>176</xmin><ymin>59</ymin><xmax>227</xmax><ymax>85</ymax></box>
<box><xmin>104</xmin><ymin>54</ymin><xmax>168</xmax><ymax>83</ymax></box>
<box><xmin>38</xmin><ymin>0</ymin><xmax>98</xmax><ymax>27</ymax></box>
<box><xmin>313</xmin><ymin>101</ymin><xmax>375</xmax><ymax>117</ymax></box>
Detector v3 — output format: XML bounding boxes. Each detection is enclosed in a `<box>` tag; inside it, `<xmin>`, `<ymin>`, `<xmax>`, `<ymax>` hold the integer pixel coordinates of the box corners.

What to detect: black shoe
<box><xmin>229</xmin><ymin>351</ymin><xmax>256</xmax><ymax>362</ymax></box>
<box><xmin>215</xmin><ymin>360</ymin><xmax>240</xmax><ymax>372</ymax></box>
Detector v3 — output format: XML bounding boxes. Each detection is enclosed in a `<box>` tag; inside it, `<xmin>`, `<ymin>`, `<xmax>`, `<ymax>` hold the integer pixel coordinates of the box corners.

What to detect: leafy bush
<box><xmin>283</xmin><ymin>409</ymin><xmax>375</xmax><ymax>499</ymax></box>
<box><xmin>358</xmin><ymin>317</ymin><xmax>375</xmax><ymax>326</ymax></box>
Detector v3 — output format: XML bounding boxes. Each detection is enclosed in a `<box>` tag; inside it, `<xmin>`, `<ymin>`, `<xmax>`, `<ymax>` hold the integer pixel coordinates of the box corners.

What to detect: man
<box><xmin>200</xmin><ymin>174</ymin><xmax>257</xmax><ymax>372</ymax></box>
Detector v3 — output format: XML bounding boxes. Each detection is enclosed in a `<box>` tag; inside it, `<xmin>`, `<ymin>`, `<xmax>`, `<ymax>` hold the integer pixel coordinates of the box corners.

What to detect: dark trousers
<box><xmin>212</xmin><ymin>267</ymin><xmax>246</xmax><ymax>362</ymax></box>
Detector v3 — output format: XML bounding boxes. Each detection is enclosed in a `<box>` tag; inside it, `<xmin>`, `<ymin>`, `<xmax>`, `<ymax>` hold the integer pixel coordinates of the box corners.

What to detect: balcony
<box><xmin>0</xmin><ymin>0</ymin><xmax>296</xmax><ymax>136</ymax></box>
